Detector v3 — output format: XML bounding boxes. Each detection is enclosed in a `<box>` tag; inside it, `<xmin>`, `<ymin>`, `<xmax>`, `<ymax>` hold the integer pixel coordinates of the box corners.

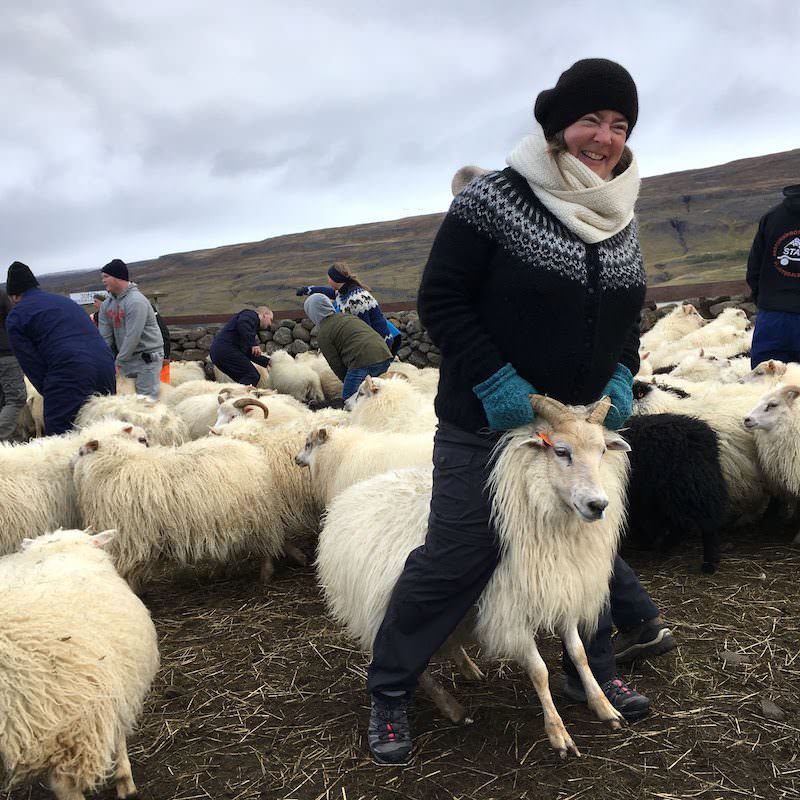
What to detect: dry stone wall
<box><xmin>168</xmin><ymin>296</ymin><xmax>757</xmax><ymax>363</ymax></box>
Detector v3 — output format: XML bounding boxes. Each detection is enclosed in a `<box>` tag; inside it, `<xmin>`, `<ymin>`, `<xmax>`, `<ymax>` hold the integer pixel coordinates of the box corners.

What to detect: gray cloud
<box><xmin>0</xmin><ymin>0</ymin><xmax>798</xmax><ymax>274</ymax></box>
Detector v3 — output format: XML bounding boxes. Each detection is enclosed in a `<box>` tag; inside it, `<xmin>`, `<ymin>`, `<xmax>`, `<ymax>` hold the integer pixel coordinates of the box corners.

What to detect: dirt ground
<box><xmin>4</xmin><ymin>520</ymin><xmax>800</xmax><ymax>800</ymax></box>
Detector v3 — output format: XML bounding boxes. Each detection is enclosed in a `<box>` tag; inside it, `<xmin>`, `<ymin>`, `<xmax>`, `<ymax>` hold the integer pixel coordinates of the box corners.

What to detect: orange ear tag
<box><xmin>537</xmin><ymin>432</ymin><xmax>554</xmax><ymax>447</ymax></box>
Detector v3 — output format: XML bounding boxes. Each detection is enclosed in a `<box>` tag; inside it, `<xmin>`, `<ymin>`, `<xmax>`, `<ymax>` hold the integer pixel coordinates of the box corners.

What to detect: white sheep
<box><xmin>741</xmin><ymin>359</ymin><xmax>800</xmax><ymax>386</ymax></box>
<box><xmin>0</xmin><ymin>419</ymin><xmax>148</xmax><ymax>558</ymax></box>
<box><xmin>267</xmin><ymin>350</ymin><xmax>324</xmax><ymax>403</ymax></box>
<box><xmin>296</xmin><ymin>351</ymin><xmax>343</xmax><ymax>399</ymax></box>
<box><xmin>669</xmin><ymin>350</ymin><xmax>741</xmax><ymax>383</ymax></box>
<box><xmin>649</xmin><ymin>325</ymin><xmax>749</xmax><ymax>371</ymax></box>
<box><xmin>213</xmin><ymin>362</ymin><xmax>270</xmax><ymax>389</ymax></box>
<box><xmin>173</xmin><ymin>387</ymin><xmax>277</xmax><ymax>440</ymax></box>
<box><xmin>0</xmin><ymin>528</ymin><xmax>159</xmax><ymax>800</ymax></box>
<box><xmin>317</xmin><ymin>396</ymin><xmax>631</xmax><ymax>757</ymax></box>
<box><xmin>634</xmin><ymin>351</ymin><xmax>653</xmax><ymax>381</ymax></box>
<box><xmin>74</xmin><ymin>394</ymin><xmax>188</xmax><ymax>446</ymax></box>
<box><xmin>295</xmin><ymin>423</ymin><xmax>434</xmax><ymax>505</ymax></box>
<box><xmin>169</xmin><ymin>360</ymin><xmax>205</xmax><ymax>386</ymax></box>
<box><xmin>344</xmin><ymin>375</ymin><xmax>437</xmax><ymax>433</ymax></box>
<box><xmin>743</xmin><ymin>383</ymin><xmax>800</xmax><ymax>543</ymax></box>
<box><xmin>640</xmin><ymin>303</ymin><xmax>706</xmax><ymax>351</ymax></box>
<box><xmin>385</xmin><ymin>362</ymin><xmax>441</xmax><ymax>396</ymax></box>
<box><xmin>213</xmin><ymin>392</ymin><xmax>314</xmax><ymax>430</ymax></box>
<box><xmin>71</xmin><ymin>431</ymin><xmax>290</xmax><ymax>589</ymax></box>
<box><xmin>161</xmin><ymin>379</ymin><xmax>256</xmax><ymax>408</ymax></box>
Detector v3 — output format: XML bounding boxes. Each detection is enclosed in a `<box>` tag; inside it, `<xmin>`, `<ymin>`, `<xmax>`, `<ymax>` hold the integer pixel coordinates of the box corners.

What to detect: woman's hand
<box><xmin>601</xmin><ymin>363</ymin><xmax>633</xmax><ymax>430</ymax></box>
<box><xmin>251</xmin><ymin>345</ymin><xmax>262</xmax><ymax>357</ymax></box>
<box><xmin>473</xmin><ymin>363</ymin><xmax>537</xmax><ymax>431</ymax></box>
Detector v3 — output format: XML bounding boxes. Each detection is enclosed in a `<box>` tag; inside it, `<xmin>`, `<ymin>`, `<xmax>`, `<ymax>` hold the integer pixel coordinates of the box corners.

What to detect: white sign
<box><xmin>70</xmin><ymin>291</ymin><xmax>102</xmax><ymax>306</ymax></box>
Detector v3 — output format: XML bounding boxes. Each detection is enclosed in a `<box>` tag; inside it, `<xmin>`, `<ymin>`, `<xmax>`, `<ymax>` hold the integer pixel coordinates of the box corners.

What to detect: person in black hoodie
<box><xmin>0</xmin><ymin>288</ymin><xmax>27</xmax><ymax>441</ymax></box>
<box><xmin>746</xmin><ymin>185</ymin><xmax>800</xmax><ymax>366</ymax></box>
<box><xmin>365</xmin><ymin>59</ymin><xmax>674</xmax><ymax>766</ymax></box>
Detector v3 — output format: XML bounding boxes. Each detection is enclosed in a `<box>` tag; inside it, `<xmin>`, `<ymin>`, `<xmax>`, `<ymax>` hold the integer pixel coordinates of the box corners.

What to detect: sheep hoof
<box><xmin>701</xmin><ymin>561</ymin><xmax>719</xmax><ymax>574</ymax></box>
<box><xmin>259</xmin><ymin>558</ymin><xmax>275</xmax><ymax>585</ymax></box>
<box><xmin>283</xmin><ymin>543</ymin><xmax>308</xmax><ymax>567</ymax></box>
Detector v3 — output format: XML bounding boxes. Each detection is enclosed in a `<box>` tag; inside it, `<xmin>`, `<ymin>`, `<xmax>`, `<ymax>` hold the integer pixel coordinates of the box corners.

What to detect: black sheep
<box><xmin>621</xmin><ymin>413</ymin><xmax>729</xmax><ymax>573</ymax></box>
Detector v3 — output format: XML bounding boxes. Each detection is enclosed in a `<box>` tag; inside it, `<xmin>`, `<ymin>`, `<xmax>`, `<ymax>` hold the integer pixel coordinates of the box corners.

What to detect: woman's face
<box><xmin>327</xmin><ymin>276</ymin><xmax>343</xmax><ymax>290</ymax></box>
<box><xmin>562</xmin><ymin>110</ymin><xmax>629</xmax><ymax>180</ymax></box>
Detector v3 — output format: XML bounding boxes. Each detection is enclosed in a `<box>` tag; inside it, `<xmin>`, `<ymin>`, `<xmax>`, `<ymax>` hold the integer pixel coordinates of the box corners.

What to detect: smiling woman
<box><xmin>362</xmin><ymin>57</ymin><xmax>677</xmax><ymax>768</ymax></box>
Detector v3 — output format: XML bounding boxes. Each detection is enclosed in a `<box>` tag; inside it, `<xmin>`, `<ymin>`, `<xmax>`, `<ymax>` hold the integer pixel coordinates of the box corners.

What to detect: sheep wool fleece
<box><xmin>418</xmin><ymin>167</ymin><xmax>646</xmax><ymax>434</ymax></box>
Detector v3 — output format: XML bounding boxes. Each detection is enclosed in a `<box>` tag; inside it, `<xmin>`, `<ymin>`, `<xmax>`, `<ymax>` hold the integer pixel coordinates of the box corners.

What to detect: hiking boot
<box><xmin>367</xmin><ymin>693</ymin><xmax>412</xmax><ymax>766</ymax></box>
<box><xmin>563</xmin><ymin>674</ymin><xmax>651</xmax><ymax>721</ymax></box>
<box><xmin>613</xmin><ymin>617</ymin><xmax>676</xmax><ymax>664</ymax></box>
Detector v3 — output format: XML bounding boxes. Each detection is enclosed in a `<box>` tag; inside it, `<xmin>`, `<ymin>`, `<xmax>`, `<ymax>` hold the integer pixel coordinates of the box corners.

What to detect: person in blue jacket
<box><xmin>296</xmin><ymin>262</ymin><xmax>402</xmax><ymax>354</ymax></box>
<box><xmin>4</xmin><ymin>261</ymin><xmax>116</xmax><ymax>435</ymax></box>
<box><xmin>209</xmin><ymin>306</ymin><xmax>273</xmax><ymax>385</ymax></box>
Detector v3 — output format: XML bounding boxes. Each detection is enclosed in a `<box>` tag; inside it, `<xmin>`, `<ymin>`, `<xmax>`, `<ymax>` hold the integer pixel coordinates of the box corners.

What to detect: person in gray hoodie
<box><xmin>98</xmin><ymin>259</ymin><xmax>164</xmax><ymax>398</ymax></box>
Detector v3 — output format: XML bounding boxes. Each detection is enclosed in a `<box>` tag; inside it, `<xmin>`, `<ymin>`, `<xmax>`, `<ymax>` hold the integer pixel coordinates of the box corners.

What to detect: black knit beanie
<box><xmin>6</xmin><ymin>261</ymin><xmax>39</xmax><ymax>295</ymax></box>
<box><xmin>101</xmin><ymin>258</ymin><xmax>129</xmax><ymax>281</ymax></box>
<box><xmin>534</xmin><ymin>58</ymin><xmax>638</xmax><ymax>139</ymax></box>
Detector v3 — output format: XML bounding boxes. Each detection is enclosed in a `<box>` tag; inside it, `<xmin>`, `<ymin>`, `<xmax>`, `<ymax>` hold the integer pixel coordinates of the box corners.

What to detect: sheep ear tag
<box><xmin>536</xmin><ymin>432</ymin><xmax>554</xmax><ymax>447</ymax></box>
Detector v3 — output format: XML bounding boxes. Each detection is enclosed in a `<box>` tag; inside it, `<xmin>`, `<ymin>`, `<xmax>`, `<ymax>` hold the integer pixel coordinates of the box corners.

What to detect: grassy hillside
<box><xmin>32</xmin><ymin>149</ymin><xmax>800</xmax><ymax>314</ymax></box>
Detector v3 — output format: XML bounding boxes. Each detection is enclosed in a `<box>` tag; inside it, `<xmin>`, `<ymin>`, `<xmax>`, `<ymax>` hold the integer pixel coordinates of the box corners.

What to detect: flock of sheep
<box><xmin>2</xmin><ymin>305</ymin><xmax>800</xmax><ymax>797</ymax></box>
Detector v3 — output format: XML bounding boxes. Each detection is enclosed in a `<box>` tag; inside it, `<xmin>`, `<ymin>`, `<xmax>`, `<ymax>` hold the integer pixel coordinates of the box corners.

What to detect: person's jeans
<box><xmin>750</xmin><ymin>310</ymin><xmax>800</xmax><ymax>367</ymax></box>
<box><xmin>342</xmin><ymin>358</ymin><xmax>394</xmax><ymax>400</ymax></box>
<box><xmin>0</xmin><ymin>355</ymin><xmax>26</xmax><ymax>441</ymax></box>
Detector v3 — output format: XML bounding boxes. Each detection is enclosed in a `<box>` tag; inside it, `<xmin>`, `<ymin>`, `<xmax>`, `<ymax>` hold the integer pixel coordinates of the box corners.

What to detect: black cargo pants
<box><xmin>367</xmin><ymin>421</ymin><xmax>659</xmax><ymax>694</ymax></box>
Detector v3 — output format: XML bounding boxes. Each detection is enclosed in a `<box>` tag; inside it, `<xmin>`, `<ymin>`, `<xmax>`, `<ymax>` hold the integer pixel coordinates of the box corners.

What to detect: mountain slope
<box><xmin>32</xmin><ymin>148</ymin><xmax>800</xmax><ymax>314</ymax></box>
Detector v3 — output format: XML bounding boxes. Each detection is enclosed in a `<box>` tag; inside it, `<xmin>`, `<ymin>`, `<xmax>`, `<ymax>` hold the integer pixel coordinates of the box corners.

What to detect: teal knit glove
<box><xmin>473</xmin><ymin>363</ymin><xmax>536</xmax><ymax>431</ymax></box>
<box><xmin>601</xmin><ymin>363</ymin><xmax>633</xmax><ymax>430</ymax></box>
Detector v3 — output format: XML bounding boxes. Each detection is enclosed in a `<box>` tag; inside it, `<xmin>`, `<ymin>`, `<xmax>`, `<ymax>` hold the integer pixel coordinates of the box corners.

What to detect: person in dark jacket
<box><xmin>209</xmin><ymin>306</ymin><xmax>273</xmax><ymax>385</ymax></box>
<box><xmin>0</xmin><ymin>289</ymin><xmax>27</xmax><ymax>441</ymax></box>
<box><xmin>746</xmin><ymin>184</ymin><xmax>800</xmax><ymax>366</ymax></box>
<box><xmin>296</xmin><ymin>262</ymin><xmax>401</xmax><ymax>354</ymax></box>
<box><xmin>4</xmin><ymin>261</ymin><xmax>115</xmax><ymax>435</ymax></box>
<box><xmin>304</xmin><ymin>294</ymin><xmax>392</xmax><ymax>399</ymax></box>
<box><xmin>364</xmin><ymin>59</ymin><xmax>673</xmax><ymax>766</ymax></box>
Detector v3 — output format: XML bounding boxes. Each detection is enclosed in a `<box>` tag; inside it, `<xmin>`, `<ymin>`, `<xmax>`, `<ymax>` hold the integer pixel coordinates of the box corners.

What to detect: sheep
<box><xmin>640</xmin><ymin>303</ymin><xmax>705</xmax><ymax>351</ymax></box>
<box><xmin>213</xmin><ymin>392</ymin><xmax>315</xmax><ymax>430</ymax></box>
<box><xmin>384</xmin><ymin>362</ymin><xmax>441</xmax><ymax>396</ymax></box>
<box><xmin>634</xmin><ymin>351</ymin><xmax>653</xmax><ymax>381</ymax></box>
<box><xmin>296</xmin><ymin>424</ymin><xmax>434</xmax><ymax>505</ymax></box>
<box><xmin>161</xmin><ymin>378</ymin><xmax>257</xmax><ymax>408</ymax></box>
<box><xmin>23</xmin><ymin>376</ymin><xmax>44</xmax><ymax>438</ymax></box>
<box><xmin>743</xmin><ymin>383</ymin><xmax>800</xmax><ymax>544</ymax></box>
<box><xmin>213</xmin><ymin>362</ymin><xmax>270</xmax><ymax>389</ymax></box>
<box><xmin>741</xmin><ymin>359</ymin><xmax>800</xmax><ymax>386</ymax></box>
<box><xmin>0</xmin><ymin>528</ymin><xmax>159</xmax><ymax>800</ymax></box>
<box><xmin>317</xmin><ymin>395</ymin><xmax>631</xmax><ymax>757</ymax></box>
<box><xmin>296</xmin><ymin>351</ymin><xmax>343</xmax><ymax>399</ymax></box>
<box><xmin>669</xmin><ymin>350</ymin><xmax>741</xmax><ymax>383</ymax></box>
<box><xmin>649</xmin><ymin>325</ymin><xmax>749</xmax><ymax>371</ymax></box>
<box><xmin>0</xmin><ymin>419</ymin><xmax>148</xmax><ymax>558</ymax></box>
<box><xmin>267</xmin><ymin>350</ymin><xmax>324</xmax><ymax>403</ymax></box>
<box><xmin>74</xmin><ymin>393</ymin><xmax>189</xmax><ymax>446</ymax></box>
<box><xmin>169</xmin><ymin>360</ymin><xmax>205</xmax><ymax>386</ymax></box>
<box><xmin>173</xmin><ymin>386</ymin><xmax>277</xmax><ymax>440</ymax></box>
<box><xmin>344</xmin><ymin>375</ymin><xmax>438</xmax><ymax>433</ymax></box>
<box><xmin>632</xmin><ymin>380</ymin><xmax>769</xmax><ymax>522</ymax></box>
<box><xmin>621</xmin><ymin>413</ymin><xmax>729</xmax><ymax>573</ymax></box>
<box><xmin>72</xmin><ymin>430</ymin><xmax>293</xmax><ymax>589</ymax></box>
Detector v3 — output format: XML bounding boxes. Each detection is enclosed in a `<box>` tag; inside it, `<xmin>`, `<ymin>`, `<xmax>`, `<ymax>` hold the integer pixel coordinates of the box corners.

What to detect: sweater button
<box><xmin>587</xmin><ymin>287</ymin><xmax>595</xmax><ymax>295</ymax></box>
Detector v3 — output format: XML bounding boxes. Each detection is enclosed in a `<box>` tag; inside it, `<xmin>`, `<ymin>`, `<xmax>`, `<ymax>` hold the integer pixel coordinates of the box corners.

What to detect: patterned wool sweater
<box><xmin>418</xmin><ymin>167</ymin><xmax>646</xmax><ymax>433</ymax></box>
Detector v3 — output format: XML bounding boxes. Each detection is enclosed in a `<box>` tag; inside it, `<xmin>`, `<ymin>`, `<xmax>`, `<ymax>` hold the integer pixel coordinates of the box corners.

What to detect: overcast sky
<box><xmin>2</xmin><ymin>0</ymin><xmax>797</xmax><ymax>277</ymax></box>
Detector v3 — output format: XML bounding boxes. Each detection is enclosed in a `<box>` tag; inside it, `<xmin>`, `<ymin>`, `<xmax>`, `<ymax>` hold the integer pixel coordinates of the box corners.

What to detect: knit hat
<box><xmin>304</xmin><ymin>294</ymin><xmax>336</xmax><ymax>325</ymax></box>
<box><xmin>101</xmin><ymin>258</ymin><xmax>129</xmax><ymax>281</ymax></box>
<box><xmin>534</xmin><ymin>58</ymin><xmax>638</xmax><ymax>139</ymax></box>
<box><xmin>5</xmin><ymin>261</ymin><xmax>39</xmax><ymax>295</ymax></box>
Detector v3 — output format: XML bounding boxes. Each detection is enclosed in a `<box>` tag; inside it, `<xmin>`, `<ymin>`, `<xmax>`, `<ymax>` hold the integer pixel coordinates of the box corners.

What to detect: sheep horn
<box><xmin>586</xmin><ymin>396</ymin><xmax>612</xmax><ymax>425</ymax></box>
<box><xmin>529</xmin><ymin>395</ymin><xmax>573</xmax><ymax>427</ymax></box>
<box><xmin>232</xmin><ymin>398</ymin><xmax>269</xmax><ymax>417</ymax></box>
<box><xmin>217</xmin><ymin>388</ymin><xmax>235</xmax><ymax>404</ymax></box>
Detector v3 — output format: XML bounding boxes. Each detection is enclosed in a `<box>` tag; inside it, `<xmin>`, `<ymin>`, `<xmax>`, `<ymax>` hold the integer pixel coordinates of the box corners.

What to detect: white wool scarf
<box><xmin>506</xmin><ymin>126</ymin><xmax>640</xmax><ymax>244</ymax></box>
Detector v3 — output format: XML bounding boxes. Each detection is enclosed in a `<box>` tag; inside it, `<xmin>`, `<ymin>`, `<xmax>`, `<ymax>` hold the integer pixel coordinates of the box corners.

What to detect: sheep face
<box><xmin>743</xmin><ymin>385</ymin><xmax>800</xmax><ymax>431</ymax></box>
<box><xmin>214</xmin><ymin>396</ymin><xmax>270</xmax><ymax>428</ymax></box>
<box><xmin>523</xmin><ymin>422</ymin><xmax>629</xmax><ymax>521</ymax></box>
<box><xmin>344</xmin><ymin>375</ymin><xmax>381</xmax><ymax>412</ymax></box>
<box><xmin>741</xmin><ymin>359</ymin><xmax>787</xmax><ymax>384</ymax></box>
<box><xmin>295</xmin><ymin>427</ymin><xmax>328</xmax><ymax>467</ymax></box>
